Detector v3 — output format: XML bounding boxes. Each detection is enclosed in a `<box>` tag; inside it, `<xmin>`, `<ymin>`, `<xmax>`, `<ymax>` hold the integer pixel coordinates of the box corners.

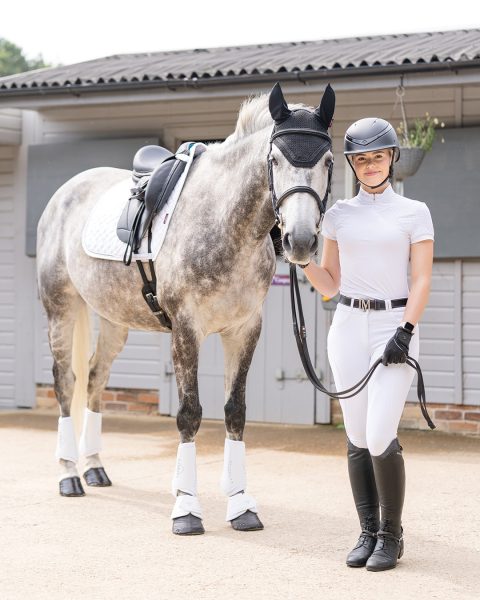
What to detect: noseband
<box><xmin>267</xmin><ymin>127</ymin><xmax>334</xmax><ymax>227</ymax></box>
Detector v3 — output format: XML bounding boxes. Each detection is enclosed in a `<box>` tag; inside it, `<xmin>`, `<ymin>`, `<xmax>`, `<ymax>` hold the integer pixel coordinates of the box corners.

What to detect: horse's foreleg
<box><xmin>170</xmin><ymin>320</ymin><xmax>204</xmax><ymax>535</ymax></box>
<box><xmin>220</xmin><ymin>312</ymin><xmax>264</xmax><ymax>531</ymax></box>
<box><xmin>78</xmin><ymin>317</ymin><xmax>128</xmax><ymax>487</ymax></box>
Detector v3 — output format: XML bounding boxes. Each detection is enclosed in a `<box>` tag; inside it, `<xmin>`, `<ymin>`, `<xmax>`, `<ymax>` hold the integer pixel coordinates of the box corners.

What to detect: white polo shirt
<box><xmin>321</xmin><ymin>184</ymin><xmax>434</xmax><ymax>300</ymax></box>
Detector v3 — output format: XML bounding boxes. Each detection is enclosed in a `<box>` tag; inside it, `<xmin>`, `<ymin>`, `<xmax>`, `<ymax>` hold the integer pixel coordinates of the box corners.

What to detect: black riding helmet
<box><xmin>344</xmin><ymin>118</ymin><xmax>400</xmax><ymax>190</ymax></box>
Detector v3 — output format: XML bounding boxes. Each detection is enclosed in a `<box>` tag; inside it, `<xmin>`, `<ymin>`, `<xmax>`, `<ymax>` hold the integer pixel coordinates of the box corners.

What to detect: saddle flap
<box><xmin>136</xmin><ymin>158</ymin><xmax>188</xmax><ymax>242</ymax></box>
<box><xmin>116</xmin><ymin>196</ymin><xmax>144</xmax><ymax>245</ymax></box>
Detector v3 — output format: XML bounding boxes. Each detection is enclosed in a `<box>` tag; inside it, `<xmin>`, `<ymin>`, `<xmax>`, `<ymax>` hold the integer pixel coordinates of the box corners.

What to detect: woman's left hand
<box><xmin>382</xmin><ymin>327</ymin><xmax>413</xmax><ymax>365</ymax></box>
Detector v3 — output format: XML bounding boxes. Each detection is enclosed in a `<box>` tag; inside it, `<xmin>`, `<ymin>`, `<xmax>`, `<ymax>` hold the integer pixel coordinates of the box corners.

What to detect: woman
<box><xmin>303</xmin><ymin>117</ymin><xmax>434</xmax><ymax>571</ymax></box>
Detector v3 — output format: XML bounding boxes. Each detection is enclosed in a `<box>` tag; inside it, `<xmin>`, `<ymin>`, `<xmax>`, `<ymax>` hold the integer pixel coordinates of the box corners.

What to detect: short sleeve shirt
<box><xmin>320</xmin><ymin>184</ymin><xmax>434</xmax><ymax>300</ymax></box>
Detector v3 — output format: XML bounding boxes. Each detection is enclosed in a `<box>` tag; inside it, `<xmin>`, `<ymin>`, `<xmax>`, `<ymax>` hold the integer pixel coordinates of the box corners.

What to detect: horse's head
<box><xmin>268</xmin><ymin>83</ymin><xmax>335</xmax><ymax>266</ymax></box>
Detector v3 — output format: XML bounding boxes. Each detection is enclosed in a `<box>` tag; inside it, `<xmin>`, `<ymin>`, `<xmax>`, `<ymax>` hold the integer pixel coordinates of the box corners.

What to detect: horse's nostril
<box><xmin>283</xmin><ymin>232</ymin><xmax>292</xmax><ymax>252</ymax></box>
<box><xmin>309</xmin><ymin>235</ymin><xmax>318</xmax><ymax>253</ymax></box>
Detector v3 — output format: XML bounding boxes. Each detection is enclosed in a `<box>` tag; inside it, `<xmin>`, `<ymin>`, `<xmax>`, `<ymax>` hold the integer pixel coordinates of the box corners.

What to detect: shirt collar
<box><xmin>357</xmin><ymin>184</ymin><xmax>395</xmax><ymax>203</ymax></box>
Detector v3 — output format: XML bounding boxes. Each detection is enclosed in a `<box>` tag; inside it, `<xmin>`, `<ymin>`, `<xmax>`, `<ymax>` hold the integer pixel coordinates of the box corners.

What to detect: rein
<box><xmin>289</xmin><ymin>264</ymin><xmax>435</xmax><ymax>429</ymax></box>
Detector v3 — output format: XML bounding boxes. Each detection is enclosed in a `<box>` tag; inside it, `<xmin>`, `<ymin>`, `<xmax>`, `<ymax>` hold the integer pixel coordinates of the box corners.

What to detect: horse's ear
<box><xmin>314</xmin><ymin>83</ymin><xmax>336</xmax><ymax>129</ymax></box>
<box><xmin>269</xmin><ymin>82</ymin><xmax>292</xmax><ymax>123</ymax></box>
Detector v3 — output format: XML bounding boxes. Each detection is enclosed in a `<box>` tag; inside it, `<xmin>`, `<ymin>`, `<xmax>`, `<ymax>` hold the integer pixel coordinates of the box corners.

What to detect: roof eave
<box><xmin>1</xmin><ymin>59</ymin><xmax>479</xmax><ymax>108</ymax></box>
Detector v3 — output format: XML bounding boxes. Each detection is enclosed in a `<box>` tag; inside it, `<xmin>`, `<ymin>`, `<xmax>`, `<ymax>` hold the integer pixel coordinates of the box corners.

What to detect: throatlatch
<box><xmin>171</xmin><ymin>442</ymin><xmax>203</xmax><ymax>520</ymax></box>
<box><xmin>221</xmin><ymin>439</ymin><xmax>258</xmax><ymax>521</ymax></box>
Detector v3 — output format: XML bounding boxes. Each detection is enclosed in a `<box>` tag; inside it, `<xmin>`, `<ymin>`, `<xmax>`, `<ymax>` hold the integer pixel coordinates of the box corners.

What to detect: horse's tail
<box><xmin>71</xmin><ymin>302</ymin><xmax>91</xmax><ymax>438</ymax></box>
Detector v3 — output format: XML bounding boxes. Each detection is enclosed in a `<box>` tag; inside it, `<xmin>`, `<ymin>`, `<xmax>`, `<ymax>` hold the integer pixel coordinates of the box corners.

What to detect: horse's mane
<box><xmin>224</xmin><ymin>94</ymin><xmax>312</xmax><ymax>144</ymax></box>
<box><xmin>227</xmin><ymin>94</ymin><xmax>272</xmax><ymax>141</ymax></box>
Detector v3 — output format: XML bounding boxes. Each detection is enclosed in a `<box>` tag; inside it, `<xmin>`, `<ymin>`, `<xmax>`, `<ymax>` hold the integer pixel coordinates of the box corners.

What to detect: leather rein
<box><xmin>267</xmin><ymin>125</ymin><xmax>435</xmax><ymax>430</ymax></box>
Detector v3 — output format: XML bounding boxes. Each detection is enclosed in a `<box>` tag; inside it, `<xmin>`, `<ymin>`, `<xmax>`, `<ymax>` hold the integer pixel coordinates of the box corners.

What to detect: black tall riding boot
<box><xmin>366</xmin><ymin>438</ymin><xmax>405</xmax><ymax>572</ymax></box>
<box><xmin>345</xmin><ymin>439</ymin><xmax>380</xmax><ymax>568</ymax></box>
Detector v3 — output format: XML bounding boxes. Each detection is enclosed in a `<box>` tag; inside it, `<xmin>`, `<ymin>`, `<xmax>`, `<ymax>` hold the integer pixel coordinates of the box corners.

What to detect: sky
<box><xmin>1</xmin><ymin>0</ymin><xmax>478</xmax><ymax>67</ymax></box>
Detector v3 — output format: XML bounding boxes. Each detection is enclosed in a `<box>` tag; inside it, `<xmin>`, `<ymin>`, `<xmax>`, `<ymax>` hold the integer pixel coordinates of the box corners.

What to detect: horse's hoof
<box><xmin>83</xmin><ymin>467</ymin><xmax>112</xmax><ymax>487</ymax></box>
<box><xmin>59</xmin><ymin>476</ymin><xmax>85</xmax><ymax>497</ymax></box>
<box><xmin>230</xmin><ymin>510</ymin><xmax>264</xmax><ymax>531</ymax></box>
<box><xmin>172</xmin><ymin>514</ymin><xmax>205</xmax><ymax>536</ymax></box>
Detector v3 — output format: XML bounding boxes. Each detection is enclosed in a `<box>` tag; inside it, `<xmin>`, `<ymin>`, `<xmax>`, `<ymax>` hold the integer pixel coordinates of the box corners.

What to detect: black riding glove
<box><xmin>382</xmin><ymin>326</ymin><xmax>413</xmax><ymax>366</ymax></box>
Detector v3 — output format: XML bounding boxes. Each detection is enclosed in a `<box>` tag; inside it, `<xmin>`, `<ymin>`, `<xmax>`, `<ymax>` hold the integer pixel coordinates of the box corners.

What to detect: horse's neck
<box><xmin>209</xmin><ymin>129</ymin><xmax>274</xmax><ymax>243</ymax></box>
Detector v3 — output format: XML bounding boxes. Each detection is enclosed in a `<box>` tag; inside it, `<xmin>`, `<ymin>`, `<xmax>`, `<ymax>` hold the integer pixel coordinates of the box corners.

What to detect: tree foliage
<box><xmin>0</xmin><ymin>38</ymin><xmax>49</xmax><ymax>77</ymax></box>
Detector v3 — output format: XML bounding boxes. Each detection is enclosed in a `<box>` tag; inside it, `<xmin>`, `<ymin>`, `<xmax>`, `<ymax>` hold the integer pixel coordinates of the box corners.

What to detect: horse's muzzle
<box><xmin>282</xmin><ymin>231</ymin><xmax>318</xmax><ymax>264</ymax></box>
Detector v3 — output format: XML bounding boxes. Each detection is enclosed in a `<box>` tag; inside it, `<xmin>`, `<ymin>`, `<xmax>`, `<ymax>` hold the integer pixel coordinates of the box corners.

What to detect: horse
<box><xmin>36</xmin><ymin>82</ymin><xmax>335</xmax><ymax>535</ymax></box>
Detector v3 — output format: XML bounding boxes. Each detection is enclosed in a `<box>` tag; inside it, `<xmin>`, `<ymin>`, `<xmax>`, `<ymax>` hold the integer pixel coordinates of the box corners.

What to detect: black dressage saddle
<box><xmin>117</xmin><ymin>142</ymin><xmax>202</xmax><ymax>264</ymax></box>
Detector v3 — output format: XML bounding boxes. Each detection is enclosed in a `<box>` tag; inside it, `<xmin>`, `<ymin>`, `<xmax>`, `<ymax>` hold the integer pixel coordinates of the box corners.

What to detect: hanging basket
<box><xmin>394</xmin><ymin>146</ymin><xmax>426</xmax><ymax>181</ymax></box>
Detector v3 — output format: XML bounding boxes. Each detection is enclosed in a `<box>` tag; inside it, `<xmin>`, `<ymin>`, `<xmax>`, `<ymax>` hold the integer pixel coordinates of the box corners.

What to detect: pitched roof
<box><xmin>1</xmin><ymin>28</ymin><xmax>479</xmax><ymax>94</ymax></box>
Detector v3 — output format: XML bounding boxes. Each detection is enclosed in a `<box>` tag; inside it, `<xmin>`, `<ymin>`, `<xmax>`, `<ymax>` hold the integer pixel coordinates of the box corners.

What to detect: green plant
<box><xmin>397</xmin><ymin>113</ymin><xmax>445</xmax><ymax>152</ymax></box>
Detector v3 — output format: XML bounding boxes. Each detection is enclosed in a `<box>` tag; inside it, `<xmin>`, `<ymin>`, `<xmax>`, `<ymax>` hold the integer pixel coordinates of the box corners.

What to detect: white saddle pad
<box><xmin>82</xmin><ymin>143</ymin><xmax>206</xmax><ymax>262</ymax></box>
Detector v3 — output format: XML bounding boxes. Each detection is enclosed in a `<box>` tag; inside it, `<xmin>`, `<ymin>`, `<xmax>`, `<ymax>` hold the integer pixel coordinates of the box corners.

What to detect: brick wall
<box><xmin>36</xmin><ymin>385</ymin><xmax>159</xmax><ymax>415</ymax></box>
<box><xmin>36</xmin><ymin>385</ymin><xmax>480</xmax><ymax>436</ymax></box>
<box><xmin>330</xmin><ymin>399</ymin><xmax>480</xmax><ymax>436</ymax></box>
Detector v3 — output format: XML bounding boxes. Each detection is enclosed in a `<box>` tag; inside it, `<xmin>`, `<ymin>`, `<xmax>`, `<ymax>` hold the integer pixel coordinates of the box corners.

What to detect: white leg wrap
<box><xmin>221</xmin><ymin>438</ymin><xmax>246</xmax><ymax>496</ymax></box>
<box><xmin>170</xmin><ymin>495</ymin><xmax>203</xmax><ymax>519</ymax></box>
<box><xmin>221</xmin><ymin>438</ymin><xmax>258</xmax><ymax>521</ymax></box>
<box><xmin>226</xmin><ymin>493</ymin><xmax>258</xmax><ymax>521</ymax></box>
<box><xmin>55</xmin><ymin>416</ymin><xmax>79</xmax><ymax>463</ymax></box>
<box><xmin>171</xmin><ymin>442</ymin><xmax>197</xmax><ymax>497</ymax></box>
<box><xmin>78</xmin><ymin>408</ymin><xmax>102</xmax><ymax>457</ymax></box>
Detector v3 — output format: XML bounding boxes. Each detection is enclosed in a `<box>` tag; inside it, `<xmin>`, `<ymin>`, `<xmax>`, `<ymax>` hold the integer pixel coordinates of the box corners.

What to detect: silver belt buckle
<box><xmin>359</xmin><ymin>298</ymin><xmax>370</xmax><ymax>311</ymax></box>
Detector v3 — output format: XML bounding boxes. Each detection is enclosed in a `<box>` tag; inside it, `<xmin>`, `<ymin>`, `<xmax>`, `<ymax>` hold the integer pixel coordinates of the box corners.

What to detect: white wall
<box><xmin>0</xmin><ymin>146</ymin><xmax>17</xmax><ymax>407</ymax></box>
<box><xmin>0</xmin><ymin>109</ymin><xmax>21</xmax><ymax>145</ymax></box>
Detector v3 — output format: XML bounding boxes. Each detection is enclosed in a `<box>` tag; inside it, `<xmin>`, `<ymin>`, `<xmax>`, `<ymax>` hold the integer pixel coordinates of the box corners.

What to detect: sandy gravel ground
<box><xmin>0</xmin><ymin>410</ymin><xmax>479</xmax><ymax>600</ymax></box>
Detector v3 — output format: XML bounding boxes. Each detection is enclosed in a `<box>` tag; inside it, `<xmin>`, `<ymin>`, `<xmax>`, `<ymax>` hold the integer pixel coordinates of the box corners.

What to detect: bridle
<box><xmin>267</xmin><ymin>127</ymin><xmax>333</xmax><ymax>228</ymax></box>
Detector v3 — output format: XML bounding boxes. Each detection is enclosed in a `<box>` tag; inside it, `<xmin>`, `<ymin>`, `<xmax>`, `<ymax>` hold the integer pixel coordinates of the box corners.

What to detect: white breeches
<box><xmin>327</xmin><ymin>303</ymin><xmax>419</xmax><ymax>457</ymax></box>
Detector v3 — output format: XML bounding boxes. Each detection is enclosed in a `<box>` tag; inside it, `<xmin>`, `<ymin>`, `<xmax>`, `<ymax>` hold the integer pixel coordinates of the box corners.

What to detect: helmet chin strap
<box><xmin>346</xmin><ymin>154</ymin><xmax>395</xmax><ymax>190</ymax></box>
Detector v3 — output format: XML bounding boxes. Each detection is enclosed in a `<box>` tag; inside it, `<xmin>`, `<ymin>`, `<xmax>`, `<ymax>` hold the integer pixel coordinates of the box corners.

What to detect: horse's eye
<box><xmin>271</xmin><ymin>156</ymin><xmax>278</xmax><ymax>166</ymax></box>
<box><xmin>325</xmin><ymin>157</ymin><xmax>333</xmax><ymax>168</ymax></box>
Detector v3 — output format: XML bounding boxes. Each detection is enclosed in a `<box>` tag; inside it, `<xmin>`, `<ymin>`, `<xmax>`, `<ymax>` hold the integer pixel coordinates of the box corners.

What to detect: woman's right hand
<box><xmin>303</xmin><ymin>238</ymin><xmax>340</xmax><ymax>298</ymax></box>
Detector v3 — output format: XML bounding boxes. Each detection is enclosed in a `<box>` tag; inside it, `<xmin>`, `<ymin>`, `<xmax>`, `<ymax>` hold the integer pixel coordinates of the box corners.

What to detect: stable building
<box><xmin>1</xmin><ymin>28</ymin><xmax>479</xmax><ymax>435</ymax></box>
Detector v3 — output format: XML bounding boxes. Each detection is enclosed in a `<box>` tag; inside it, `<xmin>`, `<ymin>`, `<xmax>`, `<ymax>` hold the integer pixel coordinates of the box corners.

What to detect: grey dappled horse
<box><xmin>37</xmin><ymin>83</ymin><xmax>335</xmax><ymax>535</ymax></box>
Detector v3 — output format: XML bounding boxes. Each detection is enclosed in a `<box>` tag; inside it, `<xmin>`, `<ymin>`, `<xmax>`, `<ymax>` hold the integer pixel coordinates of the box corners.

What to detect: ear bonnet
<box><xmin>269</xmin><ymin>83</ymin><xmax>335</xmax><ymax>168</ymax></box>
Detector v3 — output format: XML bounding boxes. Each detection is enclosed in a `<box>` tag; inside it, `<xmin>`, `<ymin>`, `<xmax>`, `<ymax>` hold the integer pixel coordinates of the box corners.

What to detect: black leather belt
<box><xmin>339</xmin><ymin>294</ymin><xmax>408</xmax><ymax>311</ymax></box>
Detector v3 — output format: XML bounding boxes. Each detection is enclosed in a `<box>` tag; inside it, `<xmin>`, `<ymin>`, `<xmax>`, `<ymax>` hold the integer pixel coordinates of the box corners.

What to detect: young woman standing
<box><xmin>303</xmin><ymin>118</ymin><xmax>434</xmax><ymax>571</ymax></box>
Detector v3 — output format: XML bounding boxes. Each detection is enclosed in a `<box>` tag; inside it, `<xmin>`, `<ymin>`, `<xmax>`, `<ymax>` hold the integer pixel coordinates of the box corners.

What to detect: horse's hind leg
<box><xmin>220</xmin><ymin>311</ymin><xmax>264</xmax><ymax>531</ymax></box>
<box><xmin>170</xmin><ymin>319</ymin><xmax>205</xmax><ymax>536</ymax></box>
<box><xmin>79</xmin><ymin>317</ymin><xmax>128</xmax><ymax>487</ymax></box>
<box><xmin>45</xmin><ymin>298</ymin><xmax>87</xmax><ymax>497</ymax></box>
